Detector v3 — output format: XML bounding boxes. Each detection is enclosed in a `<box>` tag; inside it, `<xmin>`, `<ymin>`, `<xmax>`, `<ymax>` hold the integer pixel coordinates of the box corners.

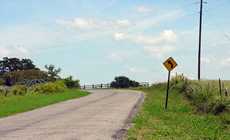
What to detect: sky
<box><xmin>0</xmin><ymin>0</ymin><xmax>230</xmax><ymax>84</ymax></box>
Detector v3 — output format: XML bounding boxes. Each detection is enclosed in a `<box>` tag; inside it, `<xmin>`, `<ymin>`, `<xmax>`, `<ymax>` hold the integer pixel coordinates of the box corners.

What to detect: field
<box><xmin>0</xmin><ymin>89</ymin><xmax>88</xmax><ymax>118</ymax></box>
<box><xmin>127</xmin><ymin>82</ymin><xmax>230</xmax><ymax>140</ymax></box>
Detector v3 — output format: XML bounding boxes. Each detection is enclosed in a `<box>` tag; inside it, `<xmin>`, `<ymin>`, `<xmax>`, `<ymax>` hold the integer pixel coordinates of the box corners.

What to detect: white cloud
<box><xmin>221</xmin><ymin>58</ymin><xmax>230</xmax><ymax>66</ymax></box>
<box><xmin>57</xmin><ymin>18</ymin><xmax>133</xmax><ymax>30</ymax></box>
<box><xmin>107</xmin><ymin>51</ymin><xmax>133</xmax><ymax>62</ymax></box>
<box><xmin>57</xmin><ymin>9</ymin><xmax>183</xmax><ymax>33</ymax></box>
<box><xmin>136</xmin><ymin>6</ymin><xmax>153</xmax><ymax>13</ymax></box>
<box><xmin>116</xmin><ymin>20</ymin><xmax>132</xmax><ymax>27</ymax></box>
<box><xmin>136</xmin><ymin>30</ymin><xmax>177</xmax><ymax>45</ymax></box>
<box><xmin>113</xmin><ymin>32</ymin><xmax>127</xmax><ymax>40</ymax></box>
<box><xmin>113</xmin><ymin>30</ymin><xmax>177</xmax><ymax>46</ymax></box>
<box><xmin>113</xmin><ymin>30</ymin><xmax>177</xmax><ymax>57</ymax></box>
<box><xmin>134</xmin><ymin>9</ymin><xmax>183</xmax><ymax>30</ymax></box>
<box><xmin>0</xmin><ymin>25</ymin><xmax>63</xmax><ymax>49</ymax></box>
<box><xmin>72</xmin><ymin>18</ymin><xmax>97</xmax><ymax>29</ymax></box>
<box><xmin>128</xmin><ymin>67</ymin><xmax>147</xmax><ymax>74</ymax></box>
<box><xmin>143</xmin><ymin>46</ymin><xmax>175</xmax><ymax>58</ymax></box>
<box><xmin>0</xmin><ymin>46</ymin><xmax>30</xmax><ymax>58</ymax></box>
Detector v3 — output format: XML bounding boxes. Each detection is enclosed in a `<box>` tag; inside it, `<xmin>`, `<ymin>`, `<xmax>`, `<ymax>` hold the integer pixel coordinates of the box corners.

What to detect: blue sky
<box><xmin>0</xmin><ymin>0</ymin><xmax>230</xmax><ymax>84</ymax></box>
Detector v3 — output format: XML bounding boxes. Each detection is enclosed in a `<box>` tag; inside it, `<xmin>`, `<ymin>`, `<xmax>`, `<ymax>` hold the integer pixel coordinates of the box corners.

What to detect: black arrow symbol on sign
<box><xmin>167</xmin><ymin>60</ymin><xmax>174</xmax><ymax>69</ymax></box>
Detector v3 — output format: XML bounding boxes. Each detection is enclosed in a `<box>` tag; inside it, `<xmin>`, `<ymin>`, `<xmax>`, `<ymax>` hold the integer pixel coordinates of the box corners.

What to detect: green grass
<box><xmin>127</xmin><ymin>85</ymin><xmax>230</xmax><ymax>140</ymax></box>
<box><xmin>0</xmin><ymin>89</ymin><xmax>88</xmax><ymax>118</ymax></box>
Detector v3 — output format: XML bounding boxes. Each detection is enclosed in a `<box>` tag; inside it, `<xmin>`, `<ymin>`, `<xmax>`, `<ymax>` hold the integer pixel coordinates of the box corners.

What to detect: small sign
<box><xmin>163</xmin><ymin>57</ymin><xmax>178</xmax><ymax>109</ymax></box>
<box><xmin>163</xmin><ymin>57</ymin><xmax>177</xmax><ymax>71</ymax></box>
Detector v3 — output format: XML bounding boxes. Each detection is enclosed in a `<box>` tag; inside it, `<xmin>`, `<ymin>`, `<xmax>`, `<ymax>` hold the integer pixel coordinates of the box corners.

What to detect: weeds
<box><xmin>171</xmin><ymin>76</ymin><xmax>230</xmax><ymax>116</ymax></box>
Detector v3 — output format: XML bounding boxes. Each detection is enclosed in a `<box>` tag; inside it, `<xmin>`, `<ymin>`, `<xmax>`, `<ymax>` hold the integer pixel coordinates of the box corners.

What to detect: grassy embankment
<box><xmin>127</xmin><ymin>80</ymin><xmax>230</xmax><ymax>140</ymax></box>
<box><xmin>0</xmin><ymin>89</ymin><xmax>88</xmax><ymax>118</ymax></box>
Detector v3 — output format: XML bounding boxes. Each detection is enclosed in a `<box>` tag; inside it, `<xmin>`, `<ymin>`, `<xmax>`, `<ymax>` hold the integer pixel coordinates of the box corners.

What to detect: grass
<box><xmin>0</xmin><ymin>89</ymin><xmax>88</xmax><ymax>118</ymax></box>
<box><xmin>127</xmin><ymin>85</ymin><xmax>230</xmax><ymax>140</ymax></box>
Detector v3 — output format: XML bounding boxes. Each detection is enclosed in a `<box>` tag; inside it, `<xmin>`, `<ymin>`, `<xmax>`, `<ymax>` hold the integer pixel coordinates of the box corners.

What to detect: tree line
<box><xmin>0</xmin><ymin>57</ymin><xmax>79</xmax><ymax>87</ymax></box>
<box><xmin>0</xmin><ymin>57</ymin><xmax>140</xmax><ymax>89</ymax></box>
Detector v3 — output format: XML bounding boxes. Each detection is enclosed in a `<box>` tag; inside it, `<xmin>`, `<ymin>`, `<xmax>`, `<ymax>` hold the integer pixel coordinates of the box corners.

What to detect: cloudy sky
<box><xmin>0</xmin><ymin>0</ymin><xmax>230</xmax><ymax>84</ymax></box>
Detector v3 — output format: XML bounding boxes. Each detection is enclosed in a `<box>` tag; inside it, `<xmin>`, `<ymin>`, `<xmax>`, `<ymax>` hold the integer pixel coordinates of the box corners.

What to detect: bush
<box><xmin>211</xmin><ymin>99</ymin><xmax>230</xmax><ymax>115</ymax></box>
<box><xmin>10</xmin><ymin>85</ymin><xmax>27</xmax><ymax>96</ymax></box>
<box><xmin>174</xmin><ymin>79</ymin><xmax>230</xmax><ymax>115</ymax></box>
<box><xmin>0</xmin><ymin>87</ymin><xmax>10</xmax><ymax>96</ymax></box>
<box><xmin>63</xmin><ymin>76</ymin><xmax>80</xmax><ymax>88</ymax></box>
<box><xmin>32</xmin><ymin>81</ymin><xmax>66</xmax><ymax>94</ymax></box>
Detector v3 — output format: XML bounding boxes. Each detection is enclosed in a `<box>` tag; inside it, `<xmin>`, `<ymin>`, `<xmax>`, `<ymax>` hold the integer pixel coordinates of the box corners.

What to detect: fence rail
<box><xmin>80</xmin><ymin>82</ymin><xmax>150</xmax><ymax>90</ymax></box>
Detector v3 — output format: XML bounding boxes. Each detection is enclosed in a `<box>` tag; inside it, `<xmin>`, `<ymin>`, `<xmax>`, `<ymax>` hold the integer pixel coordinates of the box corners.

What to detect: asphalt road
<box><xmin>0</xmin><ymin>90</ymin><xmax>143</xmax><ymax>140</ymax></box>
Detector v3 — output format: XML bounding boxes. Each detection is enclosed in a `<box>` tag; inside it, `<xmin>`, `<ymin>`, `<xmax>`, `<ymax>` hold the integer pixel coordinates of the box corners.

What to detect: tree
<box><xmin>21</xmin><ymin>58</ymin><xmax>36</xmax><ymax>70</ymax></box>
<box><xmin>45</xmin><ymin>64</ymin><xmax>61</xmax><ymax>81</ymax></box>
<box><xmin>111</xmin><ymin>76</ymin><xmax>139</xmax><ymax>88</ymax></box>
<box><xmin>0</xmin><ymin>57</ymin><xmax>36</xmax><ymax>74</ymax></box>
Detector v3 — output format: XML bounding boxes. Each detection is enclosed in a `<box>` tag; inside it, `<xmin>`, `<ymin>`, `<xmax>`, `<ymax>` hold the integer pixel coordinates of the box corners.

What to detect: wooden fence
<box><xmin>80</xmin><ymin>82</ymin><xmax>150</xmax><ymax>90</ymax></box>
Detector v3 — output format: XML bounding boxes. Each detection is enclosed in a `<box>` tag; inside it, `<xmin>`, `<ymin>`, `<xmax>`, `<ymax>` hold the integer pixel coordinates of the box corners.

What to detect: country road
<box><xmin>0</xmin><ymin>90</ymin><xmax>144</xmax><ymax>140</ymax></box>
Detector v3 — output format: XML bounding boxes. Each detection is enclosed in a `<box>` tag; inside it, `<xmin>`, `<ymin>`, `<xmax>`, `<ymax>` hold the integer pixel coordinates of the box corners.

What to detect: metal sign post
<box><xmin>163</xmin><ymin>57</ymin><xmax>178</xmax><ymax>110</ymax></box>
<box><xmin>165</xmin><ymin>70</ymin><xmax>171</xmax><ymax>109</ymax></box>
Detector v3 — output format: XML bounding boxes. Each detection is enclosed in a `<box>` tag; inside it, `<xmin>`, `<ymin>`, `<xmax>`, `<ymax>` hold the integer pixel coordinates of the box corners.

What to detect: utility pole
<box><xmin>198</xmin><ymin>0</ymin><xmax>203</xmax><ymax>81</ymax></box>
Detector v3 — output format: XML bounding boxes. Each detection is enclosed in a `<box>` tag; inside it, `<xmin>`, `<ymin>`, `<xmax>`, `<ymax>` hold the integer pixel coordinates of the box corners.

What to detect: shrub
<box><xmin>0</xmin><ymin>87</ymin><xmax>10</xmax><ymax>96</ymax></box>
<box><xmin>10</xmin><ymin>85</ymin><xmax>27</xmax><ymax>96</ymax></box>
<box><xmin>211</xmin><ymin>99</ymin><xmax>230</xmax><ymax>115</ymax></box>
<box><xmin>174</xmin><ymin>80</ymin><xmax>230</xmax><ymax>115</ymax></box>
<box><xmin>32</xmin><ymin>81</ymin><xmax>66</xmax><ymax>94</ymax></box>
<box><xmin>63</xmin><ymin>76</ymin><xmax>80</xmax><ymax>88</ymax></box>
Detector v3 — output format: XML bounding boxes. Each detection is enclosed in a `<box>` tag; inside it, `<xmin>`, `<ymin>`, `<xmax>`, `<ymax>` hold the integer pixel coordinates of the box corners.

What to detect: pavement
<box><xmin>0</xmin><ymin>89</ymin><xmax>144</xmax><ymax>140</ymax></box>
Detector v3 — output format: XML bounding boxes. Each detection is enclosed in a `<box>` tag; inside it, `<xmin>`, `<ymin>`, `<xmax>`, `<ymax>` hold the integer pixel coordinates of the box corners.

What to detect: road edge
<box><xmin>112</xmin><ymin>90</ymin><xmax>145</xmax><ymax>140</ymax></box>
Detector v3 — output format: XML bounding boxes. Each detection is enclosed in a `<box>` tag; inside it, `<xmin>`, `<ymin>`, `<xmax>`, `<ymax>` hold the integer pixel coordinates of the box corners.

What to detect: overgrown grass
<box><xmin>0</xmin><ymin>89</ymin><xmax>88</xmax><ymax>118</ymax></box>
<box><xmin>127</xmin><ymin>85</ymin><xmax>230</xmax><ymax>140</ymax></box>
<box><xmin>175</xmin><ymin>80</ymin><xmax>230</xmax><ymax>115</ymax></box>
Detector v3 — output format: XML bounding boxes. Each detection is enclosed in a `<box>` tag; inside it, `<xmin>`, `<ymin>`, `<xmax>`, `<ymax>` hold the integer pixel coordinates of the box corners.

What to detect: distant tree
<box><xmin>0</xmin><ymin>57</ymin><xmax>36</xmax><ymax>74</ymax></box>
<box><xmin>63</xmin><ymin>76</ymin><xmax>80</xmax><ymax>88</ymax></box>
<box><xmin>111</xmin><ymin>76</ymin><xmax>139</xmax><ymax>88</ymax></box>
<box><xmin>45</xmin><ymin>64</ymin><xmax>61</xmax><ymax>81</ymax></box>
<box><xmin>21</xmin><ymin>58</ymin><xmax>36</xmax><ymax>70</ymax></box>
<box><xmin>129</xmin><ymin>80</ymin><xmax>140</xmax><ymax>87</ymax></box>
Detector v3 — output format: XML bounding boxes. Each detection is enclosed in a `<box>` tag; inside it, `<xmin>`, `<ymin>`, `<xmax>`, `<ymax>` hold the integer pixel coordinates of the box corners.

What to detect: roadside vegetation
<box><xmin>127</xmin><ymin>75</ymin><xmax>230</xmax><ymax>140</ymax></box>
<box><xmin>0</xmin><ymin>57</ymin><xmax>88</xmax><ymax>118</ymax></box>
<box><xmin>0</xmin><ymin>88</ymin><xmax>88</xmax><ymax>118</ymax></box>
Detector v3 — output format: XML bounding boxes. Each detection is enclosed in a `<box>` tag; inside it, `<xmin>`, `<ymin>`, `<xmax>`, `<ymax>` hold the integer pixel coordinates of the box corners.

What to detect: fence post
<box><xmin>219</xmin><ymin>78</ymin><xmax>222</xmax><ymax>98</ymax></box>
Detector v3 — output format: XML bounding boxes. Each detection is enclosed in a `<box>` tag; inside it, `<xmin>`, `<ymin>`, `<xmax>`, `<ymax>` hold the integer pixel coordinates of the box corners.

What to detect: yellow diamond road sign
<box><xmin>163</xmin><ymin>57</ymin><xmax>178</xmax><ymax>71</ymax></box>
